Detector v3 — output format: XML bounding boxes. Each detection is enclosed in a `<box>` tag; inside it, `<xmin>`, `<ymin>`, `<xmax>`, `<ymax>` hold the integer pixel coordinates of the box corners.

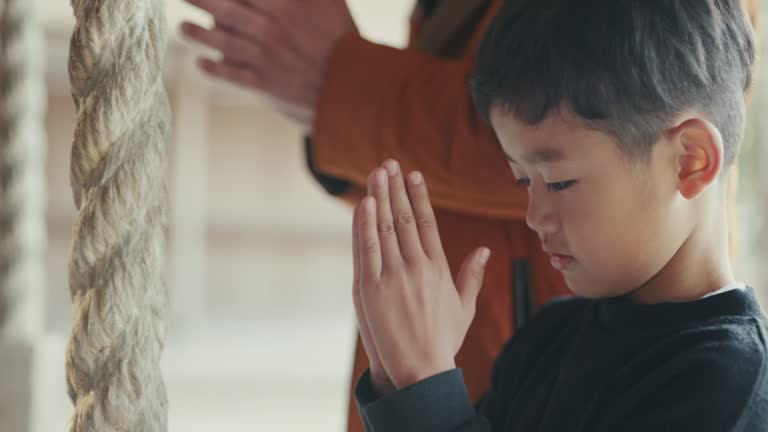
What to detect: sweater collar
<box><xmin>596</xmin><ymin>286</ymin><xmax>764</xmax><ymax>332</ymax></box>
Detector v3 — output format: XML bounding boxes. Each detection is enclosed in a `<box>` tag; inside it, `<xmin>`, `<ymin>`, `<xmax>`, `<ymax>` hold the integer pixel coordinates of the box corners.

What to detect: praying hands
<box><xmin>351</xmin><ymin>159</ymin><xmax>492</xmax><ymax>396</ymax></box>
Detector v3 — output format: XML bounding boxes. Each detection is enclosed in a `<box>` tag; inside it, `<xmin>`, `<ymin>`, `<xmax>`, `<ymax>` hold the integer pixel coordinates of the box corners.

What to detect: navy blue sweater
<box><xmin>355</xmin><ymin>287</ymin><xmax>768</xmax><ymax>431</ymax></box>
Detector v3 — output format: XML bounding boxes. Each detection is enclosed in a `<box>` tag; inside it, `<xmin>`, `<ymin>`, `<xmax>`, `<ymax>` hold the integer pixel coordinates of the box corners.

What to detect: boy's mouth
<box><xmin>542</xmin><ymin>245</ymin><xmax>574</xmax><ymax>270</ymax></box>
<box><xmin>548</xmin><ymin>253</ymin><xmax>574</xmax><ymax>271</ymax></box>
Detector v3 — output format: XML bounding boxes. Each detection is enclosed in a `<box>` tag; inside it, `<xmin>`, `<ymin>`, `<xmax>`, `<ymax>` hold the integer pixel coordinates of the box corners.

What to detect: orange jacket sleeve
<box><xmin>310</xmin><ymin>32</ymin><xmax>528</xmax><ymax>221</ymax></box>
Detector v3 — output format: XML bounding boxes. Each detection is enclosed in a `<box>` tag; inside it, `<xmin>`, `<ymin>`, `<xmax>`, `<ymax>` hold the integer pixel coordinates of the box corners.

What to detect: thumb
<box><xmin>456</xmin><ymin>247</ymin><xmax>491</xmax><ymax>313</ymax></box>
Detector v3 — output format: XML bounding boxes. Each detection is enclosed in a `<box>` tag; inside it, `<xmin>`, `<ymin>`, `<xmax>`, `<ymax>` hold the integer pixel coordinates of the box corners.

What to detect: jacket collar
<box><xmin>416</xmin><ymin>0</ymin><xmax>492</xmax><ymax>55</ymax></box>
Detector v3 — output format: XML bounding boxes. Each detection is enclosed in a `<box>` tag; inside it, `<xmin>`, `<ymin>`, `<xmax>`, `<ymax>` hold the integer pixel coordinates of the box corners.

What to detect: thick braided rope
<box><xmin>0</xmin><ymin>0</ymin><xmax>46</xmax><ymax>340</ymax></box>
<box><xmin>67</xmin><ymin>0</ymin><xmax>171</xmax><ymax>430</ymax></box>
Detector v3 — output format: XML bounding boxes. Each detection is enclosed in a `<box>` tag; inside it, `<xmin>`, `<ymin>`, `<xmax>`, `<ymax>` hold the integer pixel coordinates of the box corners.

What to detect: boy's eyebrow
<box><xmin>504</xmin><ymin>147</ymin><xmax>566</xmax><ymax>165</ymax></box>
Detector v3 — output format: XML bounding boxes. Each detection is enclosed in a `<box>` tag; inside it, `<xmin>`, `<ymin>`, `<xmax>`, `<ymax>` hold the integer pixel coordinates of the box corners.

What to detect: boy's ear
<box><xmin>665</xmin><ymin>118</ymin><xmax>724</xmax><ymax>199</ymax></box>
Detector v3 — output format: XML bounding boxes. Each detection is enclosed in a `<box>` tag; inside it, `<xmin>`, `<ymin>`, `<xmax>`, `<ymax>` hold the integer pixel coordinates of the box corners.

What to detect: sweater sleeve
<box><xmin>351</xmin><ymin>297</ymin><xmax>591</xmax><ymax>432</ymax></box>
<box><xmin>353</xmin><ymin>369</ymin><xmax>491</xmax><ymax>432</ymax></box>
<box><xmin>310</xmin><ymin>32</ymin><xmax>528</xmax><ymax>221</ymax></box>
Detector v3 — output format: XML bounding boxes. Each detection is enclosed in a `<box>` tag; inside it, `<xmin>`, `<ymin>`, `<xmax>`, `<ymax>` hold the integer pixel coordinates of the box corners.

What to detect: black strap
<box><xmin>303</xmin><ymin>136</ymin><xmax>352</xmax><ymax>196</ymax></box>
<box><xmin>420</xmin><ymin>0</ymin><xmax>441</xmax><ymax>17</ymax></box>
<box><xmin>513</xmin><ymin>260</ymin><xmax>533</xmax><ymax>331</ymax></box>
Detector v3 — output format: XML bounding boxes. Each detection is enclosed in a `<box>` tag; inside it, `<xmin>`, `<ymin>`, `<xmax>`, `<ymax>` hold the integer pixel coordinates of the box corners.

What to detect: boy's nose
<box><xmin>526</xmin><ymin>194</ymin><xmax>558</xmax><ymax>235</ymax></box>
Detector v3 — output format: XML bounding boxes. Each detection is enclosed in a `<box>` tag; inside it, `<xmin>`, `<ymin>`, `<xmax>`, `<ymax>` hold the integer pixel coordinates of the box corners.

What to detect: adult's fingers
<box><xmin>181</xmin><ymin>23</ymin><xmax>264</xmax><ymax>66</ymax></box>
<box><xmin>183</xmin><ymin>0</ymin><xmax>271</xmax><ymax>40</ymax></box>
<box><xmin>238</xmin><ymin>0</ymin><xmax>288</xmax><ymax>14</ymax></box>
<box><xmin>197</xmin><ymin>58</ymin><xmax>266</xmax><ymax>92</ymax></box>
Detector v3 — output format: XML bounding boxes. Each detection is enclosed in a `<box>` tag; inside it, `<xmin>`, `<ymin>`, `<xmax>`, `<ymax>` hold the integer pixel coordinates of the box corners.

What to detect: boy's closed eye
<box><xmin>515</xmin><ymin>178</ymin><xmax>578</xmax><ymax>192</ymax></box>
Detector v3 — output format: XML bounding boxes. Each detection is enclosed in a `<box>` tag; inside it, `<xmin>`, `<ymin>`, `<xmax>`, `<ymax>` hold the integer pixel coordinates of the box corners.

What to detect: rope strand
<box><xmin>67</xmin><ymin>0</ymin><xmax>171</xmax><ymax>429</ymax></box>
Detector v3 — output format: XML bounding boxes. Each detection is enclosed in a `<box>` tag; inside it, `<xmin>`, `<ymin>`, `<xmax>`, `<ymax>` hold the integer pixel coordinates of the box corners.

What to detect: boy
<box><xmin>350</xmin><ymin>0</ymin><xmax>768</xmax><ymax>431</ymax></box>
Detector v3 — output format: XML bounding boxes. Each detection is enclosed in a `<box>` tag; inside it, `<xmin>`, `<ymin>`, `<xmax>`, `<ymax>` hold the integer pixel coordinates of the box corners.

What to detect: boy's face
<box><xmin>490</xmin><ymin>106</ymin><xmax>690</xmax><ymax>299</ymax></box>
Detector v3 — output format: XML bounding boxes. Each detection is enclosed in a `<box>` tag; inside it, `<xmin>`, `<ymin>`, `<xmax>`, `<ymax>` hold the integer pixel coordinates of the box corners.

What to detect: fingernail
<box><xmin>365</xmin><ymin>197</ymin><xmax>376</xmax><ymax>212</ymax></box>
<box><xmin>479</xmin><ymin>248</ymin><xmax>491</xmax><ymax>265</ymax></box>
<box><xmin>383</xmin><ymin>160</ymin><xmax>399</xmax><ymax>176</ymax></box>
<box><xmin>409</xmin><ymin>171</ymin><xmax>423</xmax><ymax>184</ymax></box>
<box><xmin>375</xmin><ymin>169</ymin><xmax>387</xmax><ymax>186</ymax></box>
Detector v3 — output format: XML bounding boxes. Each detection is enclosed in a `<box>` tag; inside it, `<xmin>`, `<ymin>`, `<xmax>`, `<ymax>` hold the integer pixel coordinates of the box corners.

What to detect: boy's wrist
<box><xmin>392</xmin><ymin>359</ymin><xmax>457</xmax><ymax>390</ymax></box>
<box><xmin>371</xmin><ymin>370</ymin><xmax>397</xmax><ymax>398</ymax></box>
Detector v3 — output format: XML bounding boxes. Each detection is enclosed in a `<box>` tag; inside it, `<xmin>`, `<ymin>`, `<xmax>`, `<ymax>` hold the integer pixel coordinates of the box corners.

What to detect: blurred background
<box><xmin>37</xmin><ymin>1</ymin><xmax>414</xmax><ymax>431</ymax></box>
<box><xmin>17</xmin><ymin>1</ymin><xmax>768</xmax><ymax>431</ymax></box>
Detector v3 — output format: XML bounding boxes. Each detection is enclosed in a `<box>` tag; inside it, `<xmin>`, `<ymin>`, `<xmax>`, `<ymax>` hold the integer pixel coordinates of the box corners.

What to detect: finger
<box><xmin>214</xmin><ymin>13</ymin><xmax>240</xmax><ymax>35</ymax></box>
<box><xmin>368</xmin><ymin>168</ymin><xmax>404</xmax><ymax>271</ymax></box>
<box><xmin>352</xmin><ymin>204</ymin><xmax>371</xmax><ymax>347</ymax></box>
<box><xmin>381</xmin><ymin>160</ymin><xmax>424</xmax><ymax>263</ymax></box>
<box><xmin>198</xmin><ymin>57</ymin><xmax>311</xmax><ymax>128</ymax></box>
<box><xmin>181</xmin><ymin>23</ymin><xmax>264</xmax><ymax>66</ymax></box>
<box><xmin>405</xmin><ymin>171</ymin><xmax>448</xmax><ymax>263</ymax></box>
<box><xmin>456</xmin><ymin>248</ymin><xmax>491</xmax><ymax>312</ymax></box>
<box><xmin>352</xmin><ymin>199</ymin><xmax>361</xmax><ymax>291</ymax></box>
<box><xmin>359</xmin><ymin>196</ymin><xmax>383</xmax><ymax>280</ymax></box>
<box><xmin>352</xmin><ymin>204</ymin><xmax>384</xmax><ymax>372</ymax></box>
<box><xmin>213</xmin><ymin>2</ymin><xmax>265</xmax><ymax>38</ymax></box>
<box><xmin>197</xmin><ymin>58</ymin><xmax>267</xmax><ymax>92</ymax></box>
<box><xmin>183</xmin><ymin>0</ymin><xmax>271</xmax><ymax>39</ymax></box>
<box><xmin>239</xmin><ymin>0</ymin><xmax>285</xmax><ymax>12</ymax></box>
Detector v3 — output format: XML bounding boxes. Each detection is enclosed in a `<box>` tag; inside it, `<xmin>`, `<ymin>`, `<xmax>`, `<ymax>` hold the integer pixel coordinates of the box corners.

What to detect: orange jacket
<box><xmin>308</xmin><ymin>1</ymin><xmax>759</xmax><ymax>432</ymax></box>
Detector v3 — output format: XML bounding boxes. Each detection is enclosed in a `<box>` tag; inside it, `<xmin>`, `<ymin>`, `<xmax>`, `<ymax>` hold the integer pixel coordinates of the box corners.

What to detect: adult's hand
<box><xmin>180</xmin><ymin>0</ymin><xmax>358</xmax><ymax>132</ymax></box>
<box><xmin>353</xmin><ymin>159</ymin><xmax>492</xmax><ymax>390</ymax></box>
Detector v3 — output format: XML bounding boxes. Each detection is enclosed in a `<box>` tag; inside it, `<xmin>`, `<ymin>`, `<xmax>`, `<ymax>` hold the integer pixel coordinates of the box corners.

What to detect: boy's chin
<box><xmin>565</xmin><ymin>279</ymin><xmax>621</xmax><ymax>299</ymax></box>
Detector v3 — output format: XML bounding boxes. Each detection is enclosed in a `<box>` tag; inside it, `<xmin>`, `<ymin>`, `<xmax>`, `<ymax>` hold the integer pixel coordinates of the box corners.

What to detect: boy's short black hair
<box><xmin>471</xmin><ymin>0</ymin><xmax>757</xmax><ymax>169</ymax></box>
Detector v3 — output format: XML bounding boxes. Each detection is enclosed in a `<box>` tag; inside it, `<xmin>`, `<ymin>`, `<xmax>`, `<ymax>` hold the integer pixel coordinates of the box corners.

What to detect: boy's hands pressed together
<box><xmin>352</xmin><ymin>159</ymin><xmax>492</xmax><ymax>392</ymax></box>
<box><xmin>352</xmin><ymin>194</ymin><xmax>396</xmax><ymax>398</ymax></box>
